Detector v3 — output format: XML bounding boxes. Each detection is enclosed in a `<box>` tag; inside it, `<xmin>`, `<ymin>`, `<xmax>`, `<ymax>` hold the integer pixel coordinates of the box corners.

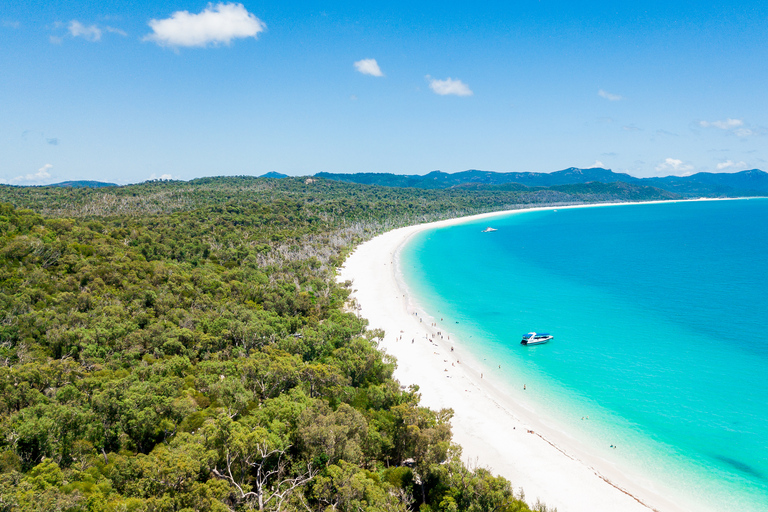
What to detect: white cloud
<box><xmin>2</xmin><ymin>20</ymin><xmax>20</xmax><ymax>29</ymax></box>
<box><xmin>699</xmin><ymin>118</ymin><xmax>754</xmax><ymax>137</ymax></box>
<box><xmin>428</xmin><ymin>77</ymin><xmax>473</xmax><ymax>96</ymax></box>
<box><xmin>716</xmin><ymin>160</ymin><xmax>747</xmax><ymax>171</ymax></box>
<box><xmin>105</xmin><ymin>26</ymin><xmax>128</xmax><ymax>37</ymax></box>
<box><xmin>149</xmin><ymin>173</ymin><xmax>175</xmax><ymax>181</ymax></box>
<box><xmin>590</xmin><ymin>160</ymin><xmax>604</xmax><ymax>168</ymax></box>
<box><xmin>50</xmin><ymin>20</ymin><xmax>124</xmax><ymax>43</ymax></box>
<box><xmin>655</xmin><ymin>158</ymin><xmax>694</xmax><ymax>175</ymax></box>
<box><xmin>69</xmin><ymin>20</ymin><xmax>102</xmax><ymax>42</ymax></box>
<box><xmin>700</xmin><ymin>118</ymin><xmax>743</xmax><ymax>129</ymax></box>
<box><xmin>598</xmin><ymin>89</ymin><xmax>622</xmax><ymax>101</ymax></box>
<box><xmin>354</xmin><ymin>58</ymin><xmax>384</xmax><ymax>77</ymax></box>
<box><xmin>10</xmin><ymin>164</ymin><xmax>53</xmax><ymax>184</ymax></box>
<box><xmin>144</xmin><ymin>3</ymin><xmax>266</xmax><ymax>48</ymax></box>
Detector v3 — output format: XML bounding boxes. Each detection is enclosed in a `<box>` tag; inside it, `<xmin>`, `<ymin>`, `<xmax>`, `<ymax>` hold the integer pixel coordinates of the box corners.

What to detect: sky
<box><xmin>2</xmin><ymin>1</ymin><xmax>767</xmax><ymax>185</ymax></box>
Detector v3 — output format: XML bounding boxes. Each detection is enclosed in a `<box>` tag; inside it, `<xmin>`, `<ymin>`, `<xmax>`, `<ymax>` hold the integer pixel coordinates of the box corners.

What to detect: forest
<box><xmin>0</xmin><ymin>176</ymin><xmax>671</xmax><ymax>511</ymax></box>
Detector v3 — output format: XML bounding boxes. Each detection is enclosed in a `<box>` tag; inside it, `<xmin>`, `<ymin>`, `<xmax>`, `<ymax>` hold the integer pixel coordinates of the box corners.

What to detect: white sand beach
<box><xmin>338</xmin><ymin>204</ymin><xmax>695</xmax><ymax>512</ymax></box>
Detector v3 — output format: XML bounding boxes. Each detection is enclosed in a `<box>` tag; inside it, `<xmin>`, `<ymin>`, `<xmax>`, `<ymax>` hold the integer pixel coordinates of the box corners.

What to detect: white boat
<box><xmin>482</xmin><ymin>227</ymin><xmax>497</xmax><ymax>232</ymax></box>
<box><xmin>521</xmin><ymin>332</ymin><xmax>553</xmax><ymax>345</ymax></box>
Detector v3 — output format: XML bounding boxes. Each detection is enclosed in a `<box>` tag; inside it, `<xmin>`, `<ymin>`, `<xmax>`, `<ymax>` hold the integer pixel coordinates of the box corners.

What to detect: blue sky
<box><xmin>2</xmin><ymin>1</ymin><xmax>767</xmax><ymax>185</ymax></box>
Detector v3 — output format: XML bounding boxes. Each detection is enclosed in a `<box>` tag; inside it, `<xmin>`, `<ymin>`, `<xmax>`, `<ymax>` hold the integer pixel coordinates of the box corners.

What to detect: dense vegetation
<box><xmin>0</xmin><ymin>176</ymin><xmax>665</xmax><ymax>511</ymax></box>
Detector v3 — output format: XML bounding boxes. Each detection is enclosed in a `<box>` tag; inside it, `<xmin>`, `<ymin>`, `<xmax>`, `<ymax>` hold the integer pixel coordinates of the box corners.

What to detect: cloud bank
<box><xmin>428</xmin><ymin>77</ymin><xmax>473</xmax><ymax>96</ymax></box>
<box><xmin>354</xmin><ymin>58</ymin><xmax>383</xmax><ymax>77</ymax></box>
<box><xmin>144</xmin><ymin>3</ymin><xmax>266</xmax><ymax>48</ymax></box>
<box><xmin>10</xmin><ymin>164</ymin><xmax>53</xmax><ymax>184</ymax></box>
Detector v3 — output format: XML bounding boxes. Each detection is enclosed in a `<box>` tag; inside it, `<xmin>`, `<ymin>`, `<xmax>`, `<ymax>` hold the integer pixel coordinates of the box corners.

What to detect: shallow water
<box><xmin>401</xmin><ymin>199</ymin><xmax>768</xmax><ymax>512</ymax></box>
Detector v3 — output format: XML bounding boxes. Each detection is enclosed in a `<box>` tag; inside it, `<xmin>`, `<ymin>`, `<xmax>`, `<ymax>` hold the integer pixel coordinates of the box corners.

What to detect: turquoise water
<box><xmin>400</xmin><ymin>199</ymin><xmax>768</xmax><ymax>511</ymax></box>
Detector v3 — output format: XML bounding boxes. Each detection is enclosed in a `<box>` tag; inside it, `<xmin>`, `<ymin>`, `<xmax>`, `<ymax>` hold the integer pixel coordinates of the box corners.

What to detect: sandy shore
<box><xmin>338</xmin><ymin>203</ymin><xmax>695</xmax><ymax>512</ymax></box>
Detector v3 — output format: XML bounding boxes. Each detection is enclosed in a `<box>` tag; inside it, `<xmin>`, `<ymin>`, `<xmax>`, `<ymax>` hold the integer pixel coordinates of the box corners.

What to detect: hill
<box><xmin>48</xmin><ymin>180</ymin><xmax>117</xmax><ymax>188</ymax></box>
<box><xmin>315</xmin><ymin>168</ymin><xmax>637</xmax><ymax>189</ymax></box>
<box><xmin>644</xmin><ymin>169</ymin><xmax>768</xmax><ymax>197</ymax></box>
<box><xmin>316</xmin><ymin>168</ymin><xmax>768</xmax><ymax>197</ymax></box>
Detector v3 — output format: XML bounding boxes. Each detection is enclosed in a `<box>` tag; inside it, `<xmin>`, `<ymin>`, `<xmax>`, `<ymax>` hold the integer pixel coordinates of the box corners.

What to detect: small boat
<box><xmin>482</xmin><ymin>227</ymin><xmax>497</xmax><ymax>232</ymax></box>
<box><xmin>521</xmin><ymin>332</ymin><xmax>553</xmax><ymax>345</ymax></box>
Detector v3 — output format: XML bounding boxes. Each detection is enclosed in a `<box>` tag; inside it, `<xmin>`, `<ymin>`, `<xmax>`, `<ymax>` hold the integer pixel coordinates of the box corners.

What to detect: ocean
<box><xmin>399</xmin><ymin>199</ymin><xmax>768</xmax><ymax>512</ymax></box>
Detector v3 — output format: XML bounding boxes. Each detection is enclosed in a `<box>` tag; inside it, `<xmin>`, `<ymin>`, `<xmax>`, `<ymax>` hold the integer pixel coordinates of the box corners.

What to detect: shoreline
<box><xmin>338</xmin><ymin>201</ymin><xmax>710</xmax><ymax>512</ymax></box>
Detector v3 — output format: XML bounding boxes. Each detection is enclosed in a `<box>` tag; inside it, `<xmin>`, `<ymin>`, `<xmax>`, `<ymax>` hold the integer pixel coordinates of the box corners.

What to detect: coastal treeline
<box><xmin>0</xmin><ymin>176</ymin><xmax>662</xmax><ymax>511</ymax></box>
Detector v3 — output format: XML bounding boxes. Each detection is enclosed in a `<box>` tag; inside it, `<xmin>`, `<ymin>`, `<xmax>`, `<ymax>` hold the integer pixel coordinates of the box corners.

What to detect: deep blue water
<box><xmin>400</xmin><ymin>199</ymin><xmax>768</xmax><ymax>511</ymax></box>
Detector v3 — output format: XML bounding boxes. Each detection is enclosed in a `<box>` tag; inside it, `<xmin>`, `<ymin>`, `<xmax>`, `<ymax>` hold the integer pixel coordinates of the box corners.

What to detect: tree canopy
<box><xmin>0</xmin><ymin>176</ymin><xmax>648</xmax><ymax>511</ymax></box>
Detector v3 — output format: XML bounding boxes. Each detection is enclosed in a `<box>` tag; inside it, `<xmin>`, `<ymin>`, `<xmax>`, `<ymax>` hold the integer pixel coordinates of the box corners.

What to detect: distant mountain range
<box><xmin>36</xmin><ymin>168</ymin><xmax>768</xmax><ymax>197</ymax></box>
<box><xmin>314</xmin><ymin>168</ymin><xmax>768</xmax><ymax>198</ymax></box>
<box><xmin>48</xmin><ymin>180</ymin><xmax>117</xmax><ymax>188</ymax></box>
